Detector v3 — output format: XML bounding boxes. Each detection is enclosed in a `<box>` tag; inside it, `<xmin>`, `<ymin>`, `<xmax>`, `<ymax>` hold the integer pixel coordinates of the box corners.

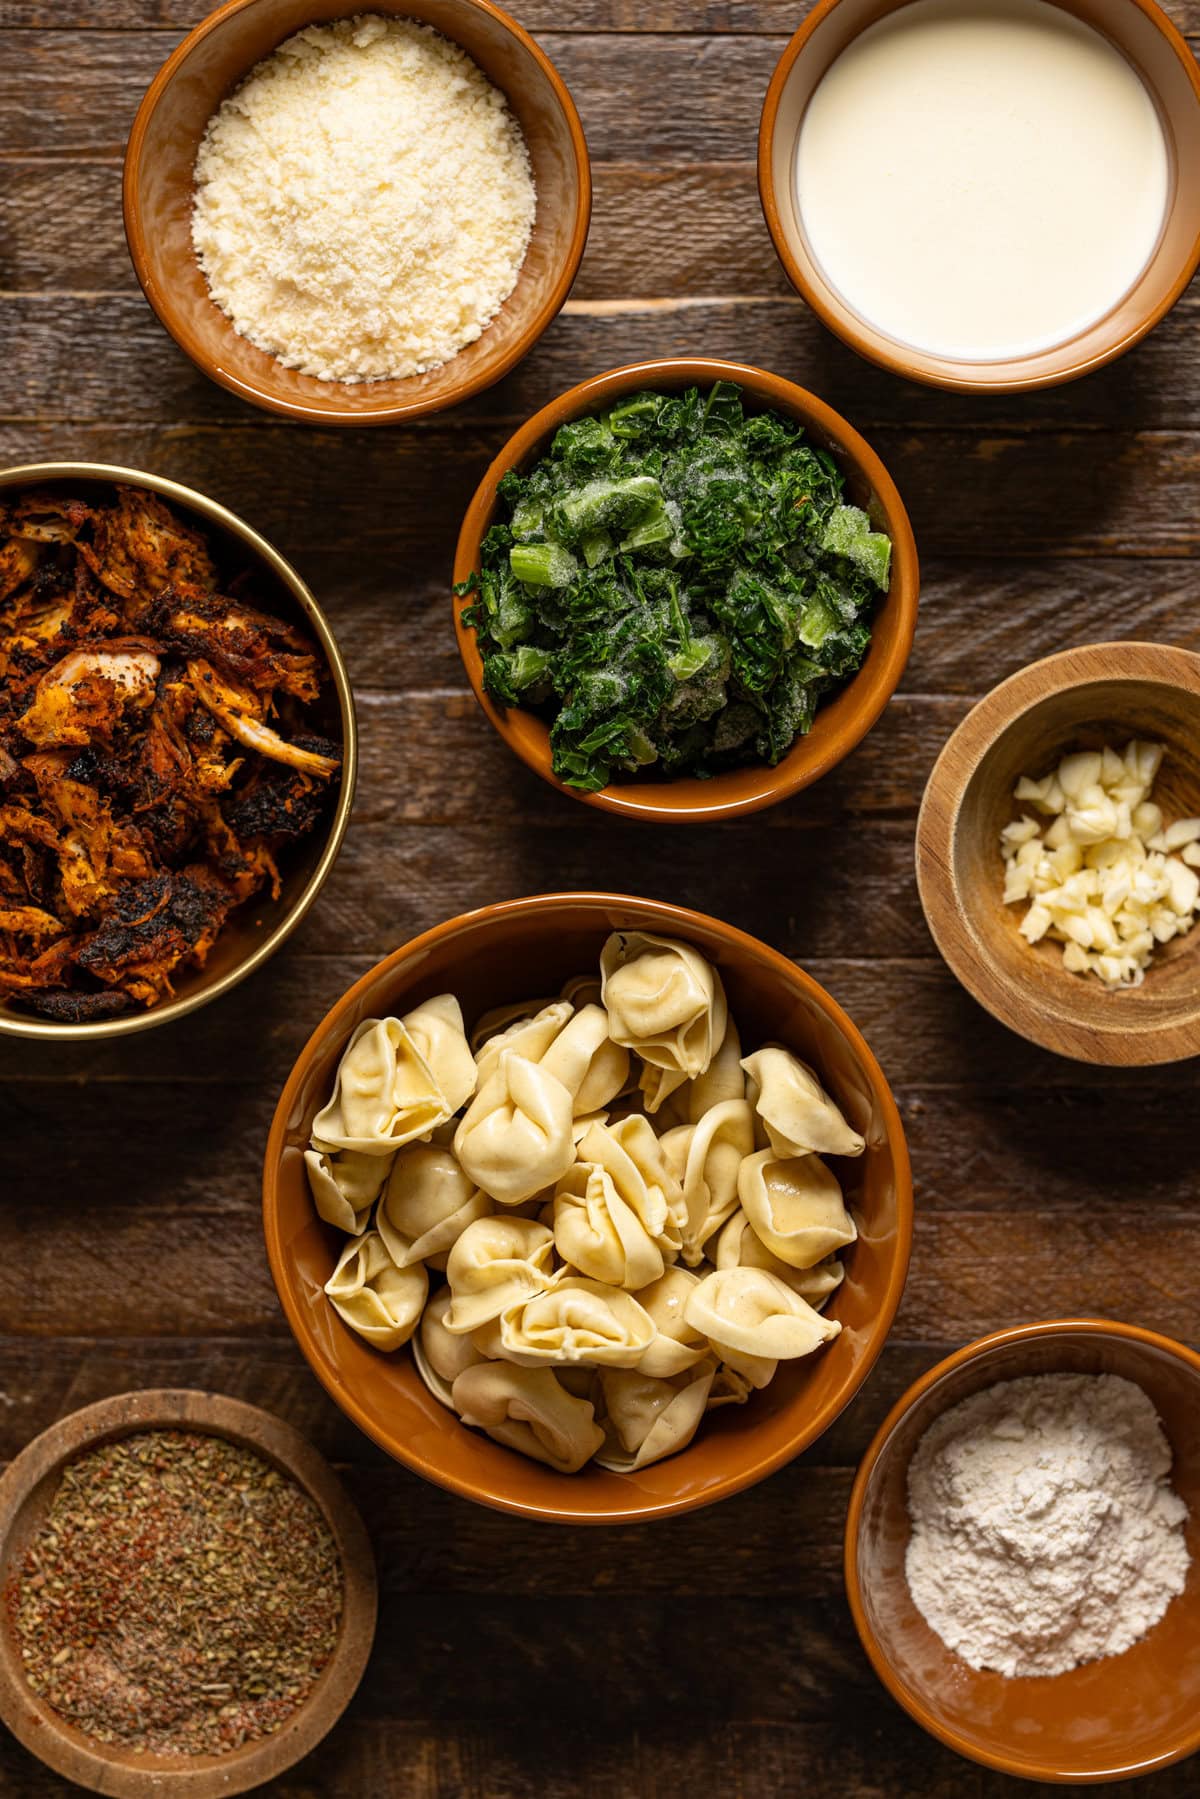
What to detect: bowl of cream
<box><xmin>759</xmin><ymin>0</ymin><xmax>1200</xmax><ymax>391</ymax></box>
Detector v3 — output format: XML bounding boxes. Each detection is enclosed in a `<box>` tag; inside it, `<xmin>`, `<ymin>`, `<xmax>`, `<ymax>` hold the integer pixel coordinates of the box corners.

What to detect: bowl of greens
<box><xmin>454</xmin><ymin>357</ymin><xmax>919</xmax><ymax>820</ymax></box>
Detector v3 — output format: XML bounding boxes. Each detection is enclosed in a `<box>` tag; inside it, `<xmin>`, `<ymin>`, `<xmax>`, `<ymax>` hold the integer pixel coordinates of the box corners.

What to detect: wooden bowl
<box><xmin>0</xmin><ymin>1389</ymin><xmax>377</xmax><ymax>1798</ymax></box>
<box><xmin>263</xmin><ymin>891</ymin><xmax>913</xmax><ymax>1523</ymax></box>
<box><xmin>759</xmin><ymin>0</ymin><xmax>1200</xmax><ymax>393</ymax></box>
<box><xmin>123</xmin><ymin>0</ymin><xmax>590</xmax><ymax>425</ymax></box>
<box><xmin>453</xmin><ymin>357</ymin><xmax>920</xmax><ymax>822</ymax></box>
<box><xmin>0</xmin><ymin>462</ymin><xmax>356</xmax><ymax>1043</ymax></box>
<box><xmin>915</xmin><ymin>642</ymin><xmax>1200</xmax><ymax>1064</ymax></box>
<box><xmin>845</xmin><ymin>1320</ymin><xmax>1200</xmax><ymax>1784</ymax></box>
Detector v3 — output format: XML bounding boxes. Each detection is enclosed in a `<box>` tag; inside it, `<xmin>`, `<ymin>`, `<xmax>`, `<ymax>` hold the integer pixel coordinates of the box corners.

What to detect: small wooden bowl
<box><xmin>759</xmin><ymin>0</ymin><xmax>1200</xmax><ymax>393</ymax></box>
<box><xmin>915</xmin><ymin>642</ymin><xmax>1200</xmax><ymax>1065</ymax></box>
<box><xmin>845</xmin><ymin>1320</ymin><xmax>1200</xmax><ymax>1783</ymax></box>
<box><xmin>0</xmin><ymin>1390</ymin><xmax>377</xmax><ymax>1798</ymax></box>
<box><xmin>123</xmin><ymin>0</ymin><xmax>590</xmax><ymax>425</ymax></box>
<box><xmin>263</xmin><ymin>891</ymin><xmax>913</xmax><ymax>1523</ymax></box>
<box><xmin>453</xmin><ymin>357</ymin><xmax>920</xmax><ymax>822</ymax></box>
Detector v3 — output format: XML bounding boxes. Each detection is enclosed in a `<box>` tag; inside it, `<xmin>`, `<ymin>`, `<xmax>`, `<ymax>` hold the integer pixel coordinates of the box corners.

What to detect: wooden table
<box><xmin>3</xmin><ymin>2</ymin><xmax>1199</xmax><ymax>1794</ymax></box>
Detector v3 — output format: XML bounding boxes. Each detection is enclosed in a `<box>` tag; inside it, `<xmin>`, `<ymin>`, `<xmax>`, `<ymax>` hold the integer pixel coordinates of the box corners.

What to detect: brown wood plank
<box><xmin>7</xmin><ymin>290</ymin><xmax>1200</xmax><ymax>439</ymax></box>
<box><xmin>0</xmin><ymin>31</ymin><xmax>780</xmax><ymax>161</ymax></box>
<box><xmin>3</xmin><ymin>412</ymin><xmax>1199</xmax><ymax>563</ymax></box>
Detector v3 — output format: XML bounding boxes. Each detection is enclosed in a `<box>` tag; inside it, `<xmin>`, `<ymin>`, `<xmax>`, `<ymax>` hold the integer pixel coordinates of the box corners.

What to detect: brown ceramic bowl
<box><xmin>123</xmin><ymin>0</ymin><xmax>590</xmax><ymax>424</ymax></box>
<box><xmin>0</xmin><ymin>462</ymin><xmax>355</xmax><ymax>1042</ymax></box>
<box><xmin>915</xmin><ymin>641</ymin><xmax>1200</xmax><ymax>1065</ymax></box>
<box><xmin>845</xmin><ymin>1320</ymin><xmax>1200</xmax><ymax>1783</ymax></box>
<box><xmin>0</xmin><ymin>1389</ymin><xmax>377</xmax><ymax>1798</ymax></box>
<box><xmin>453</xmin><ymin>357</ymin><xmax>919</xmax><ymax>821</ymax></box>
<box><xmin>759</xmin><ymin>0</ymin><xmax>1200</xmax><ymax>392</ymax></box>
<box><xmin>263</xmin><ymin>891</ymin><xmax>913</xmax><ymax>1523</ymax></box>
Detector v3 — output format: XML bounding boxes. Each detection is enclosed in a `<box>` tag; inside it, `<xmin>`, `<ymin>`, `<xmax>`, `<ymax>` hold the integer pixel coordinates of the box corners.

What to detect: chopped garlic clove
<box><xmin>1132</xmin><ymin>801</ymin><xmax>1163</xmax><ymax>838</ymax></box>
<box><xmin>1058</xmin><ymin>752</ymin><xmax>1103</xmax><ymax>801</ymax></box>
<box><xmin>1164</xmin><ymin>857</ymin><xmax>1199</xmax><ymax>916</ymax></box>
<box><xmin>1182</xmin><ymin>843</ymin><xmax>1200</xmax><ymax>869</ymax></box>
<box><xmin>1161</xmin><ymin>818</ymin><xmax>1200</xmax><ymax>852</ymax></box>
<box><xmin>1020</xmin><ymin>904</ymin><xmax>1053</xmax><ymax>944</ymax></box>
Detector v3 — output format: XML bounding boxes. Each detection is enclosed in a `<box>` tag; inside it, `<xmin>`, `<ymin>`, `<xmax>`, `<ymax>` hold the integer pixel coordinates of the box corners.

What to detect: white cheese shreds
<box><xmin>1001</xmin><ymin>739</ymin><xmax>1199</xmax><ymax>989</ymax></box>
<box><xmin>191</xmin><ymin>14</ymin><xmax>536</xmax><ymax>383</ymax></box>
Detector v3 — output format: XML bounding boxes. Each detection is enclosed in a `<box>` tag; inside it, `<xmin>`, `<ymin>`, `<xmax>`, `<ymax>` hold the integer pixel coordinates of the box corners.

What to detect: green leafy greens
<box><xmin>457</xmin><ymin>381</ymin><xmax>892</xmax><ymax>792</ymax></box>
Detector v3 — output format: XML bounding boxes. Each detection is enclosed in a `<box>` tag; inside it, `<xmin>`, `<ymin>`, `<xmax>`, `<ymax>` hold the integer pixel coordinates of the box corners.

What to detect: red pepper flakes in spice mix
<box><xmin>4</xmin><ymin>1429</ymin><xmax>343</xmax><ymax>1757</ymax></box>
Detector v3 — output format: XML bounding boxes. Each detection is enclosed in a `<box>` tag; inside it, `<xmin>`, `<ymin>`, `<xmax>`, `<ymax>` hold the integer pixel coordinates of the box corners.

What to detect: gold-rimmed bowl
<box><xmin>0</xmin><ymin>463</ymin><xmax>356</xmax><ymax>1042</ymax></box>
<box><xmin>759</xmin><ymin>0</ymin><xmax>1200</xmax><ymax>393</ymax></box>
<box><xmin>123</xmin><ymin>0</ymin><xmax>591</xmax><ymax>425</ymax></box>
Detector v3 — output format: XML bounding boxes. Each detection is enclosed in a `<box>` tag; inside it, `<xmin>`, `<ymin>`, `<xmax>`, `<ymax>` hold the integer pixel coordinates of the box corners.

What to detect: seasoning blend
<box><xmin>7</xmin><ymin>1430</ymin><xmax>344</xmax><ymax>1757</ymax></box>
<box><xmin>794</xmin><ymin>0</ymin><xmax>1169</xmax><ymax>362</ymax></box>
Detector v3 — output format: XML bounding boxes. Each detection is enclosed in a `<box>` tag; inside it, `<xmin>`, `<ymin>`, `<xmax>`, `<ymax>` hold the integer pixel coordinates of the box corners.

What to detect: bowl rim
<box><xmin>0</xmin><ymin>460</ymin><xmax>357</xmax><ymax>1042</ymax></box>
<box><xmin>843</xmin><ymin>1317</ymin><xmax>1200</xmax><ymax>1784</ymax></box>
<box><xmin>452</xmin><ymin>355</ymin><xmax>920</xmax><ymax>822</ymax></box>
<box><xmin>0</xmin><ymin>1387</ymin><xmax>377</xmax><ymax>1798</ymax></box>
<box><xmin>121</xmin><ymin>0</ymin><xmax>592</xmax><ymax>426</ymax></box>
<box><xmin>914</xmin><ymin>639</ymin><xmax>1200</xmax><ymax>1066</ymax></box>
<box><xmin>262</xmin><ymin>889</ymin><xmax>915</xmax><ymax>1523</ymax></box>
<box><xmin>757</xmin><ymin>0</ymin><xmax>1200</xmax><ymax>394</ymax></box>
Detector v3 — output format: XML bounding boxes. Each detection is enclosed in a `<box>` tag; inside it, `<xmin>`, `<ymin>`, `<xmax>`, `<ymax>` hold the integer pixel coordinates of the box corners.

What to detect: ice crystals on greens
<box><xmin>458</xmin><ymin>381</ymin><xmax>891</xmax><ymax>792</ymax></box>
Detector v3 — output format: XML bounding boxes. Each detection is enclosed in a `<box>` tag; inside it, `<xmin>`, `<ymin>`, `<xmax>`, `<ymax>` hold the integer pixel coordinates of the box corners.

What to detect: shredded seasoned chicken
<box><xmin>0</xmin><ymin>485</ymin><xmax>341</xmax><ymax>1018</ymax></box>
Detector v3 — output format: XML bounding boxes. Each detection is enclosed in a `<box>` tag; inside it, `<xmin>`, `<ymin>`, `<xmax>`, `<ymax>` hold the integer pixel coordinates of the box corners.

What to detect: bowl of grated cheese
<box><xmin>123</xmin><ymin>1</ymin><xmax>590</xmax><ymax>424</ymax></box>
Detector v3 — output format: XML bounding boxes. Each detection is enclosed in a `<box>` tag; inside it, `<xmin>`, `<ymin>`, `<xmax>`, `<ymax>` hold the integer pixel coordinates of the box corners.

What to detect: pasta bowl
<box><xmin>123</xmin><ymin>0</ymin><xmax>590</xmax><ymax>424</ymax></box>
<box><xmin>262</xmin><ymin>892</ymin><xmax>913</xmax><ymax>1523</ymax></box>
<box><xmin>845</xmin><ymin>1320</ymin><xmax>1200</xmax><ymax>1783</ymax></box>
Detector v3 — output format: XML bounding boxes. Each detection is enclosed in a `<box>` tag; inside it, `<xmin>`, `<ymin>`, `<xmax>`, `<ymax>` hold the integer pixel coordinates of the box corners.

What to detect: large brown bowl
<box><xmin>263</xmin><ymin>892</ymin><xmax>913</xmax><ymax>1523</ymax></box>
<box><xmin>0</xmin><ymin>1389</ymin><xmax>377</xmax><ymax>1798</ymax></box>
<box><xmin>915</xmin><ymin>641</ymin><xmax>1200</xmax><ymax>1065</ymax></box>
<box><xmin>453</xmin><ymin>357</ymin><xmax>919</xmax><ymax>821</ymax></box>
<box><xmin>123</xmin><ymin>0</ymin><xmax>590</xmax><ymax>424</ymax></box>
<box><xmin>759</xmin><ymin>0</ymin><xmax>1200</xmax><ymax>393</ymax></box>
<box><xmin>0</xmin><ymin>462</ymin><xmax>356</xmax><ymax>1042</ymax></box>
<box><xmin>845</xmin><ymin>1320</ymin><xmax>1200</xmax><ymax>1783</ymax></box>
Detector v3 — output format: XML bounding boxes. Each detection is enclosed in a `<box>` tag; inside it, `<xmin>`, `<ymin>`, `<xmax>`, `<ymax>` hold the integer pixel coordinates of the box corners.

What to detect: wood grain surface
<box><xmin>1</xmin><ymin>1</ymin><xmax>1198</xmax><ymax>1795</ymax></box>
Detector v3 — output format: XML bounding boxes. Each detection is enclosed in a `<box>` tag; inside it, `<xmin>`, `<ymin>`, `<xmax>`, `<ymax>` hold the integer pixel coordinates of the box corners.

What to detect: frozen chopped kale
<box><xmin>457</xmin><ymin>381</ymin><xmax>892</xmax><ymax>792</ymax></box>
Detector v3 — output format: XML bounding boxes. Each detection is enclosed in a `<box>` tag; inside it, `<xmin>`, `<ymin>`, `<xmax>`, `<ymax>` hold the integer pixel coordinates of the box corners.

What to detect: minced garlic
<box><xmin>1001</xmin><ymin>741</ymin><xmax>1200</xmax><ymax>988</ymax></box>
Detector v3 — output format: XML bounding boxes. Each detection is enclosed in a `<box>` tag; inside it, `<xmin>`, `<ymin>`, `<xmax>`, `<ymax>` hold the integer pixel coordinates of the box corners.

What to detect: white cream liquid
<box><xmin>794</xmin><ymin>0</ymin><xmax>1170</xmax><ymax>361</ymax></box>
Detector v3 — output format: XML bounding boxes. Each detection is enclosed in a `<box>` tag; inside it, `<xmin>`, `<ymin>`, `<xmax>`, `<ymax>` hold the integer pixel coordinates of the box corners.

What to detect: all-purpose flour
<box><xmin>906</xmin><ymin>1373</ymin><xmax>1189</xmax><ymax>1678</ymax></box>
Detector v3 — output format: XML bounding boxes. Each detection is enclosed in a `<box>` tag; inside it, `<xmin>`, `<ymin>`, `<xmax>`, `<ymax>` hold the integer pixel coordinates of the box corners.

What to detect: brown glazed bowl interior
<box><xmin>0</xmin><ymin>463</ymin><xmax>356</xmax><ymax>1042</ymax></box>
<box><xmin>123</xmin><ymin>0</ymin><xmax>590</xmax><ymax>424</ymax></box>
<box><xmin>453</xmin><ymin>357</ymin><xmax>919</xmax><ymax>822</ymax></box>
<box><xmin>915</xmin><ymin>642</ymin><xmax>1200</xmax><ymax>1065</ymax></box>
<box><xmin>263</xmin><ymin>892</ymin><xmax>913</xmax><ymax>1523</ymax></box>
<box><xmin>759</xmin><ymin>0</ymin><xmax>1200</xmax><ymax>392</ymax></box>
<box><xmin>845</xmin><ymin>1320</ymin><xmax>1200</xmax><ymax>1783</ymax></box>
<box><xmin>0</xmin><ymin>1389</ymin><xmax>377</xmax><ymax>1798</ymax></box>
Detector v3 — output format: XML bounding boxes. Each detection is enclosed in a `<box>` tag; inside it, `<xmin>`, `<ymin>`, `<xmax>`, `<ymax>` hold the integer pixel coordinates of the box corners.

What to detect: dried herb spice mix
<box><xmin>6</xmin><ymin>1429</ymin><xmax>343</xmax><ymax>1757</ymax></box>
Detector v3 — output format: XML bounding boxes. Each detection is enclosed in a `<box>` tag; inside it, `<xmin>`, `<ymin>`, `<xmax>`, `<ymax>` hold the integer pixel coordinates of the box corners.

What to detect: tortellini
<box><xmin>313</xmin><ymin>999</ymin><xmax>473</xmax><ymax>1154</ymax></box>
<box><xmin>451</xmin><ymin>1363</ymin><xmax>605</xmax><ymax>1473</ymax></box>
<box><xmin>376</xmin><ymin>1143</ymin><xmax>488</xmax><ymax>1267</ymax></box>
<box><xmin>600</xmin><ymin>931</ymin><xmax>728</xmax><ymax>1108</ymax></box>
<box><xmin>498</xmin><ymin>1279</ymin><xmax>655</xmax><ymax>1367</ymax></box>
<box><xmin>304</xmin><ymin>1146</ymin><xmax>390</xmax><ymax>1235</ymax></box>
<box><xmin>323</xmin><ymin>1232</ymin><xmax>428</xmax><ymax>1350</ymax></box>
<box><xmin>596</xmin><ymin>1364</ymin><xmax>714</xmax><ymax>1471</ymax></box>
<box><xmin>305</xmin><ymin>936</ymin><xmax>862</xmax><ymax>1475</ymax></box>
<box><xmin>741</xmin><ymin>1045</ymin><xmax>865</xmax><ymax>1160</ymax></box>
<box><xmin>737</xmin><ymin>1149</ymin><xmax>858</xmax><ymax>1269</ymax></box>
<box><xmin>443</xmin><ymin>1216</ymin><xmax>559</xmax><ymax>1333</ymax></box>
<box><xmin>454</xmin><ymin>1052</ymin><xmax>576</xmax><ymax>1205</ymax></box>
<box><xmin>685</xmin><ymin>1267</ymin><xmax>841</xmax><ymax>1388</ymax></box>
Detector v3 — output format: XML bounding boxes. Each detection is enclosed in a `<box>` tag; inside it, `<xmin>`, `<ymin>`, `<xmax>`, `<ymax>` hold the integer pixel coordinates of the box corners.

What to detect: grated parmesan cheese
<box><xmin>191</xmin><ymin>14</ymin><xmax>536</xmax><ymax>383</ymax></box>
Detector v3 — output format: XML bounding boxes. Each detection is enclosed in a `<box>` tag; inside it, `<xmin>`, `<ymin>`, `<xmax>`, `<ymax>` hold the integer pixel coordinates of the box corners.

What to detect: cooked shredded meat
<box><xmin>0</xmin><ymin>485</ymin><xmax>340</xmax><ymax>1017</ymax></box>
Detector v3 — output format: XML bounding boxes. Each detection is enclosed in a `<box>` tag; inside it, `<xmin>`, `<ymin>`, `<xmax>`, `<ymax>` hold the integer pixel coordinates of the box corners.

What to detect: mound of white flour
<box><xmin>192</xmin><ymin>14</ymin><xmax>536</xmax><ymax>382</ymax></box>
<box><xmin>905</xmin><ymin>1372</ymin><xmax>1189</xmax><ymax>1678</ymax></box>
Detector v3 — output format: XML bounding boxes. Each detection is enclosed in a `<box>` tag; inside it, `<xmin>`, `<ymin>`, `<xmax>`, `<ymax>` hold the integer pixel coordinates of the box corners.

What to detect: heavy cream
<box><xmin>794</xmin><ymin>0</ymin><xmax>1169</xmax><ymax>361</ymax></box>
